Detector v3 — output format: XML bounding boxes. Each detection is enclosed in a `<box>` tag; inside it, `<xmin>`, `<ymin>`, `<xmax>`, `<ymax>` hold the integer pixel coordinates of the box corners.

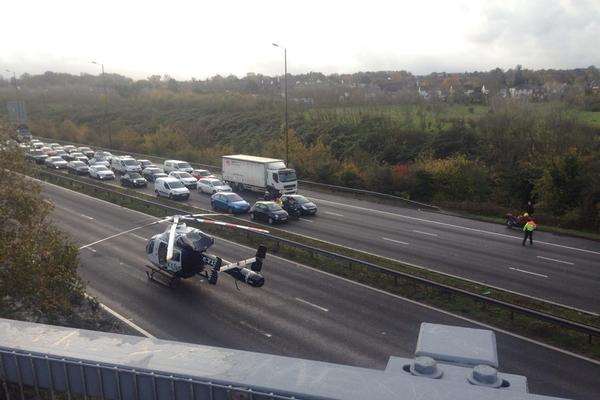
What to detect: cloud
<box><xmin>465</xmin><ymin>0</ymin><xmax>600</xmax><ymax>68</ymax></box>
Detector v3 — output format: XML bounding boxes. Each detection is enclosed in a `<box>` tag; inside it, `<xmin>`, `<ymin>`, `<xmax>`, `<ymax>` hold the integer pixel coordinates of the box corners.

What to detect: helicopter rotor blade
<box><xmin>166</xmin><ymin>215</ymin><xmax>179</xmax><ymax>261</ymax></box>
<box><xmin>186</xmin><ymin>217</ymin><xmax>269</xmax><ymax>234</ymax></box>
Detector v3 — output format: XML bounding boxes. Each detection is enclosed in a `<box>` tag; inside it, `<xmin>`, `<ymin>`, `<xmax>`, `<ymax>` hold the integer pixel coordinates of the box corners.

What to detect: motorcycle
<box><xmin>505</xmin><ymin>213</ymin><xmax>529</xmax><ymax>229</ymax></box>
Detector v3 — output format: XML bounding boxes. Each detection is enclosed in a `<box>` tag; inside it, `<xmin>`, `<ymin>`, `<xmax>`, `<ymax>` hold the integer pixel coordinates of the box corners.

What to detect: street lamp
<box><xmin>5</xmin><ymin>69</ymin><xmax>18</xmax><ymax>96</ymax></box>
<box><xmin>272</xmin><ymin>43</ymin><xmax>289</xmax><ymax>165</ymax></box>
<box><xmin>91</xmin><ymin>61</ymin><xmax>111</xmax><ymax>147</ymax></box>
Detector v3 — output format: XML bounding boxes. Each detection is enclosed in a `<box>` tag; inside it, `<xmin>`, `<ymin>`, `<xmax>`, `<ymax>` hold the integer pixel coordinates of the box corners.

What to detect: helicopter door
<box><xmin>157</xmin><ymin>241</ymin><xmax>167</xmax><ymax>263</ymax></box>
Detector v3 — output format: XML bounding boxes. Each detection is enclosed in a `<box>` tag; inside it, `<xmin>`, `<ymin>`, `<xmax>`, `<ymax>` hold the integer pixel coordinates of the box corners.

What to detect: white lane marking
<box><xmin>312</xmin><ymin>198</ymin><xmax>600</xmax><ymax>256</ymax></box>
<box><xmin>324</xmin><ymin>211</ymin><xmax>344</xmax><ymax>217</ymax></box>
<box><xmin>41</xmin><ymin>176</ymin><xmax>599</xmax><ymax>317</ymax></box>
<box><xmin>131</xmin><ymin>234</ymin><xmax>148</xmax><ymax>241</ymax></box>
<box><xmin>80</xmin><ymin>213</ymin><xmax>95</xmax><ymax>220</ymax></box>
<box><xmin>79</xmin><ymin>220</ymin><xmax>159</xmax><ymax>250</ymax></box>
<box><xmin>84</xmin><ymin>294</ymin><xmax>154</xmax><ymax>338</ymax></box>
<box><xmin>86</xmin><ymin>247</ymin><xmax>97</xmax><ymax>253</ymax></box>
<box><xmin>299</xmin><ymin>218</ymin><xmax>313</xmax><ymax>223</ymax></box>
<box><xmin>382</xmin><ymin>237</ymin><xmax>409</xmax><ymax>245</ymax></box>
<box><xmin>412</xmin><ymin>230</ymin><xmax>438</xmax><ymax>237</ymax></box>
<box><xmin>509</xmin><ymin>267</ymin><xmax>548</xmax><ymax>278</ymax></box>
<box><xmin>295</xmin><ymin>297</ymin><xmax>329</xmax><ymax>312</ymax></box>
<box><xmin>239</xmin><ymin>321</ymin><xmax>272</xmax><ymax>338</ymax></box>
<box><xmin>537</xmin><ymin>256</ymin><xmax>574</xmax><ymax>266</ymax></box>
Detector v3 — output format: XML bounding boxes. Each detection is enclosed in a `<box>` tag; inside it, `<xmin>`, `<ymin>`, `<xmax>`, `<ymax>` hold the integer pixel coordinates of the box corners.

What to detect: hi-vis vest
<box><xmin>523</xmin><ymin>221</ymin><xmax>537</xmax><ymax>232</ymax></box>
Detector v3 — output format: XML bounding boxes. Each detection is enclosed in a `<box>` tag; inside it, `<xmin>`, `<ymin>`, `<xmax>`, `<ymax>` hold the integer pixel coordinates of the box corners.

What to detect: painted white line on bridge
<box><xmin>324</xmin><ymin>211</ymin><xmax>344</xmax><ymax>217</ymax></box>
<box><xmin>509</xmin><ymin>267</ymin><xmax>548</xmax><ymax>278</ymax></box>
<box><xmin>239</xmin><ymin>321</ymin><xmax>272</xmax><ymax>338</ymax></box>
<box><xmin>412</xmin><ymin>230</ymin><xmax>438</xmax><ymax>237</ymax></box>
<box><xmin>537</xmin><ymin>256</ymin><xmax>574</xmax><ymax>266</ymax></box>
<box><xmin>382</xmin><ymin>237</ymin><xmax>409</xmax><ymax>245</ymax></box>
<box><xmin>295</xmin><ymin>297</ymin><xmax>329</xmax><ymax>312</ymax></box>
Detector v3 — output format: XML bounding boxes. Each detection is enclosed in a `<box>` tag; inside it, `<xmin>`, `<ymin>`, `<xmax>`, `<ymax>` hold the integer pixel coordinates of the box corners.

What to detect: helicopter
<box><xmin>143</xmin><ymin>214</ymin><xmax>269</xmax><ymax>288</ymax></box>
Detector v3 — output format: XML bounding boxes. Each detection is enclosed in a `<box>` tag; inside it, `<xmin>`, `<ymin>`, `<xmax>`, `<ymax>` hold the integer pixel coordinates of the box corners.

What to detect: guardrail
<box><xmin>35</xmin><ymin>137</ymin><xmax>441</xmax><ymax>211</ymax></box>
<box><xmin>36</xmin><ymin>169</ymin><xmax>600</xmax><ymax>349</ymax></box>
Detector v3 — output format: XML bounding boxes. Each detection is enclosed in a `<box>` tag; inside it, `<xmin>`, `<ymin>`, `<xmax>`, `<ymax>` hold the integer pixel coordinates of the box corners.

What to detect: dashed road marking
<box><xmin>382</xmin><ymin>237</ymin><xmax>409</xmax><ymax>245</ymax></box>
<box><xmin>412</xmin><ymin>230</ymin><xmax>438</xmax><ymax>237</ymax></box>
<box><xmin>239</xmin><ymin>321</ymin><xmax>272</xmax><ymax>338</ymax></box>
<box><xmin>509</xmin><ymin>267</ymin><xmax>548</xmax><ymax>278</ymax></box>
<box><xmin>299</xmin><ymin>218</ymin><xmax>313</xmax><ymax>223</ymax></box>
<box><xmin>324</xmin><ymin>211</ymin><xmax>344</xmax><ymax>217</ymax></box>
<box><xmin>537</xmin><ymin>256</ymin><xmax>574</xmax><ymax>266</ymax></box>
<box><xmin>86</xmin><ymin>247</ymin><xmax>97</xmax><ymax>253</ymax></box>
<box><xmin>80</xmin><ymin>213</ymin><xmax>95</xmax><ymax>220</ymax></box>
<box><xmin>295</xmin><ymin>297</ymin><xmax>329</xmax><ymax>312</ymax></box>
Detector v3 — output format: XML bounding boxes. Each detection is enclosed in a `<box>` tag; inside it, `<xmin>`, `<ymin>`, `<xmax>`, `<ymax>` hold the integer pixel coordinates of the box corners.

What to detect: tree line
<box><xmin>1</xmin><ymin>70</ymin><xmax>599</xmax><ymax>232</ymax></box>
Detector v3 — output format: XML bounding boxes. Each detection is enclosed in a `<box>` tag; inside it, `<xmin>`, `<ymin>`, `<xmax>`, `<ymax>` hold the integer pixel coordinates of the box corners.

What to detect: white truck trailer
<box><xmin>222</xmin><ymin>155</ymin><xmax>297</xmax><ymax>194</ymax></box>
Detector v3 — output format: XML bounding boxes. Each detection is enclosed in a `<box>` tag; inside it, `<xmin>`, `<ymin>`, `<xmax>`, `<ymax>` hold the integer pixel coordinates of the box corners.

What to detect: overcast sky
<box><xmin>1</xmin><ymin>0</ymin><xmax>599</xmax><ymax>80</ymax></box>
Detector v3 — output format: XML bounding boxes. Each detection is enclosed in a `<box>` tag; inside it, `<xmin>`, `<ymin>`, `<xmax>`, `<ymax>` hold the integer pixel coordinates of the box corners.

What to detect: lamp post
<box><xmin>5</xmin><ymin>69</ymin><xmax>18</xmax><ymax>96</ymax></box>
<box><xmin>91</xmin><ymin>61</ymin><xmax>111</xmax><ymax>147</ymax></box>
<box><xmin>272</xmin><ymin>43</ymin><xmax>289</xmax><ymax>165</ymax></box>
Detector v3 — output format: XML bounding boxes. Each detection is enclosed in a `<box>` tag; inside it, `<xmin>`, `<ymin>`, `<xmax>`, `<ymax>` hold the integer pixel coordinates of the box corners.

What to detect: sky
<box><xmin>1</xmin><ymin>0</ymin><xmax>599</xmax><ymax>80</ymax></box>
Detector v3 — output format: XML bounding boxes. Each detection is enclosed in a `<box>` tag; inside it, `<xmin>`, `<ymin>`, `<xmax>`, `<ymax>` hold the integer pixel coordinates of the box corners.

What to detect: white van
<box><xmin>154</xmin><ymin>177</ymin><xmax>190</xmax><ymax>200</ymax></box>
<box><xmin>111</xmin><ymin>156</ymin><xmax>142</xmax><ymax>174</ymax></box>
<box><xmin>164</xmin><ymin>160</ymin><xmax>194</xmax><ymax>174</ymax></box>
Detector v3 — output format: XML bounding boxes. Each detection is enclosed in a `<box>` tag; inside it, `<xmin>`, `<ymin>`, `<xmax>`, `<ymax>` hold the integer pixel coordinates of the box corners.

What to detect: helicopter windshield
<box><xmin>178</xmin><ymin>229</ymin><xmax>214</xmax><ymax>252</ymax></box>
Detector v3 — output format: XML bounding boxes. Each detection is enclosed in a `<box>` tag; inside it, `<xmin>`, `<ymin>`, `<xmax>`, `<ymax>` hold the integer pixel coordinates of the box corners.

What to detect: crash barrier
<box><xmin>35</xmin><ymin>137</ymin><xmax>441</xmax><ymax>212</ymax></box>
<box><xmin>35</xmin><ymin>169</ymin><xmax>600</xmax><ymax>352</ymax></box>
<box><xmin>2</xmin><ymin>319</ymin><xmax>559</xmax><ymax>400</ymax></box>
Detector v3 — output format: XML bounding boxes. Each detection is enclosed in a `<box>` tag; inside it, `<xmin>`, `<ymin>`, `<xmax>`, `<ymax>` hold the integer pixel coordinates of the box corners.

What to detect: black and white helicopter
<box><xmin>143</xmin><ymin>214</ymin><xmax>269</xmax><ymax>288</ymax></box>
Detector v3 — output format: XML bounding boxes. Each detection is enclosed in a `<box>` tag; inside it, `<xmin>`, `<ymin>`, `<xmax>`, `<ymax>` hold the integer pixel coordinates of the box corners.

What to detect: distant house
<box><xmin>292</xmin><ymin>97</ymin><xmax>314</xmax><ymax>105</ymax></box>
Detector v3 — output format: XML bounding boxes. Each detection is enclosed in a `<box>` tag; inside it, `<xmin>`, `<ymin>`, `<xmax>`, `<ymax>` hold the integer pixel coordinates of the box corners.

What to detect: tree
<box><xmin>0</xmin><ymin>126</ymin><xmax>85</xmax><ymax>322</ymax></box>
<box><xmin>534</xmin><ymin>152</ymin><xmax>587</xmax><ymax>215</ymax></box>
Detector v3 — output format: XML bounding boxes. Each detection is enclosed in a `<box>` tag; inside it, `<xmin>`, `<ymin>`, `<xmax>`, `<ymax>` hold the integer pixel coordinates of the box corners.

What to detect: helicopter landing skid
<box><xmin>145</xmin><ymin>265</ymin><xmax>180</xmax><ymax>288</ymax></box>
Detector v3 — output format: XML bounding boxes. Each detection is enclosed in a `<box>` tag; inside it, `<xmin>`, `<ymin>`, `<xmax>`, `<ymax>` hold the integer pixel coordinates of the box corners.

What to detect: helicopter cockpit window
<box><xmin>157</xmin><ymin>241</ymin><xmax>167</xmax><ymax>263</ymax></box>
<box><xmin>179</xmin><ymin>230</ymin><xmax>215</xmax><ymax>252</ymax></box>
<box><xmin>172</xmin><ymin>251</ymin><xmax>180</xmax><ymax>262</ymax></box>
<box><xmin>146</xmin><ymin>239</ymin><xmax>154</xmax><ymax>254</ymax></box>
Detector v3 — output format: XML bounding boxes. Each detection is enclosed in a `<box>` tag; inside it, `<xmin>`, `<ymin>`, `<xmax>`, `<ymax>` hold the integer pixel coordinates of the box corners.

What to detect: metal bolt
<box><xmin>468</xmin><ymin>364</ymin><xmax>502</xmax><ymax>387</ymax></box>
<box><xmin>410</xmin><ymin>356</ymin><xmax>442</xmax><ymax>378</ymax></box>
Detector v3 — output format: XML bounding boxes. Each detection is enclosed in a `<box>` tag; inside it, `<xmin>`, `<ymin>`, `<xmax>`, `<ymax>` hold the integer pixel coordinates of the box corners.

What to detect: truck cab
<box><xmin>266</xmin><ymin>161</ymin><xmax>297</xmax><ymax>194</ymax></box>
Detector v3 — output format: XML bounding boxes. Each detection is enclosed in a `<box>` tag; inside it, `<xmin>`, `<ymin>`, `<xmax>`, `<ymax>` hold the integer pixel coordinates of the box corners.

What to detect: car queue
<box><xmin>24</xmin><ymin>140</ymin><xmax>317</xmax><ymax>225</ymax></box>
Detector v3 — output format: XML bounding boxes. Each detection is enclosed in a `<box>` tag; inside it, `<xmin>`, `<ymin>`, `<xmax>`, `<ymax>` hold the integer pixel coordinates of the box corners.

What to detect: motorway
<box><xmin>89</xmin><ymin>172</ymin><xmax>600</xmax><ymax>314</ymax></box>
<box><xmin>42</xmin><ymin>179</ymin><xmax>600</xmax><ymax>400</ymax></box>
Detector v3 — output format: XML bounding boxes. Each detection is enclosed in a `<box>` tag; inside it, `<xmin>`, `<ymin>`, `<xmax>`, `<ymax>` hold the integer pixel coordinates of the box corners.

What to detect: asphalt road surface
<box><xmin>88</xmin><ymin>171</ymin><xmax>600</xmax><ymax>314</ymax></box>
<box><xmin>42</xmin><ymin>179</ymin><xmax>600</xmax><ymax>400</ymax></box>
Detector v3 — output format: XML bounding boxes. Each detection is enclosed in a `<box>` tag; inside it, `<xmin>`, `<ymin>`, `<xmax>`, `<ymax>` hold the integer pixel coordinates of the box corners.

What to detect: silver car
<box><xmin>89</xmin><ymin>165</ymin><xmax>115</xmax><ymax>180</ymax></box>
<box><xmin>197</xmin><ymin>178</ymin><xmax>232</xmax><ymax>194</ymax></box>
<box><xmin>45</xmin><ymin>156</ymin><xmax>68</xmax><ymax>169</ymax></box>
